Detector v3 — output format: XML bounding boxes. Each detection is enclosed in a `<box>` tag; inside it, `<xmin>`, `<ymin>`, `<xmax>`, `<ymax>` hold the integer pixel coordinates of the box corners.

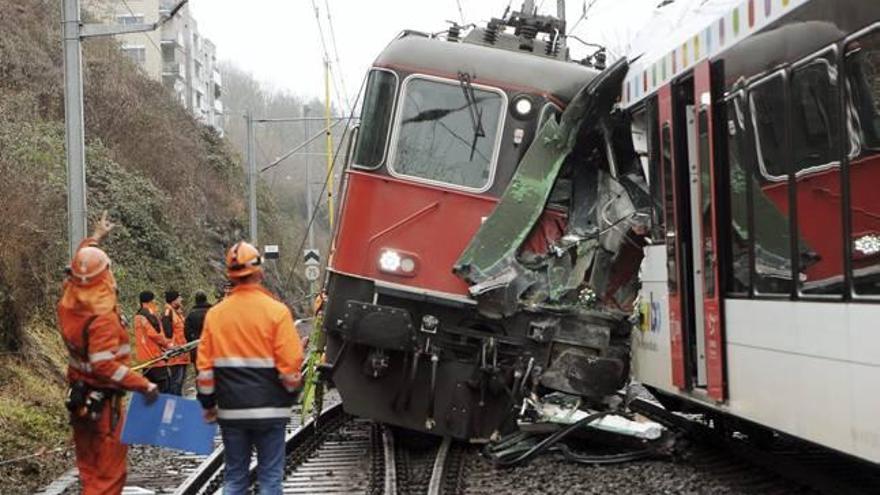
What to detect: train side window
<box><xmin>388</xmin><ymin>76</ymin><xmax>505</xmax><ymax>191</ymax></box>
<box><xmin>792</xmin><ymin>48</ymin><xmax>844</xmax><ymax>296</ymax></box>
<box><xmin>845</xmin><ymin>28</ymin><xmax>880</xmax><ymax>296</ymax></box>
<box><xmin>721</xmin><ymin>95</ymin><xmax>751</xmax><ymax>295</ymax></box>
<box><xmin>749</xmin><ymin>73</ymin><xmax>788</xmax><ymax>180</ymax></box>
<box><xmin>698</xmin><ymin>109</ymin><xmax>715</xmax><ymax>298</ymax></box>
<box><xmin>631</xmin><ymin>101</ymin><xmax>664</xmax><ymax>241</ymax></box>
<box><xmin>748</xmin><ymin>73</ymin><xmax>794</xmax><ymax>295</ymax></box>
<box><xmin>791</xmin><ymin>51</ymin><xmax>841</xmax><ymax>172</ymax></box>
<box><xmin>661</xmin><ymin>123</ymin><xmax>678</xmax><ymax>293</ymax></box>
<box><xmin>352</xmin><ymin>69</ymin><xmax>398</xmax><ymax>169</ymax></box>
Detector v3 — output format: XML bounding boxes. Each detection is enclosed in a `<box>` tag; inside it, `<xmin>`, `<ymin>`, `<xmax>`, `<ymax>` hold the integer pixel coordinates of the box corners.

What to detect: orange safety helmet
<box><xmin>225</xmin><ymin>241</ymin><xmax>263</xmax><ymax>279</ymax></box>
<box><xmin>68</xmin><ymin>246</ymin><xmax>112</xmax><ymax>285</ymax></box>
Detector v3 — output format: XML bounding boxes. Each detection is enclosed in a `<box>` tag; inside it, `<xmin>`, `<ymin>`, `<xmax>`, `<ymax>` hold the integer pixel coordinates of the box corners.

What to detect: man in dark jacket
<box><xmin>184</xmin><ymin>291</ymin><xmax>211</xmax><ymax>374</ymax></box>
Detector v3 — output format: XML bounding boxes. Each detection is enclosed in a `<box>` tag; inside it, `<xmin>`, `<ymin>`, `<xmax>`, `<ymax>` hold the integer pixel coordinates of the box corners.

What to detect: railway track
<box><xmin>177</xmin><ymin>401</ymin><xmax>471</xmax><ymax>494</ymax></box>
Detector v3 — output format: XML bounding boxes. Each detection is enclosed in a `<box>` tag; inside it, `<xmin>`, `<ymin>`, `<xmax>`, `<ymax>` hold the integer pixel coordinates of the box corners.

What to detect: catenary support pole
<box><xmin>558</xmin><ymin>0</ymin><xmax>566</xmax><ymax>21</ymax></box>
<box><xmin>62</xmin><ymin>0</ymin><xmax>88</xmax><ymax>258</ymax></box>
<box><xmin>246</xmin><ymin>110</ymin><xmax>258</xmax><ymax>244</ymax></box>
<box><xmin>304</xmin><ymin>106</ymin><xmax>315</xmax><ymax>250</ymax></box>
<box><xmin>325</xmin><ymin>60</ymin><xmax>334</xmax><ymax>229</ymax></box>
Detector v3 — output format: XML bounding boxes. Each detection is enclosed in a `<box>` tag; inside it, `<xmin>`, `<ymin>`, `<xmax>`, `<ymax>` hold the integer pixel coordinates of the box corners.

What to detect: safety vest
<box><xmin>163</xmin><ymin>306</ymin><xmax>189</xmax><ymax>365</ymax></box>
<box><xmin>195</xmin><ymin>283</ymin><xmax>304</xmax><ymax>425</ymax></box>
<box><xmin>134</xmin><ymin>306</ymin><xmax>168</xmax><ymax>366</ymax></box>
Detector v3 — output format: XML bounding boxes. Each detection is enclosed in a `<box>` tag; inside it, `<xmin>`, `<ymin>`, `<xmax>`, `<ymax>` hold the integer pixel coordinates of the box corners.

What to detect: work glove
<box><xmin>143</xmin><ymin>382</ymin><xmax>160</xmax><ymax>404</ymax></box>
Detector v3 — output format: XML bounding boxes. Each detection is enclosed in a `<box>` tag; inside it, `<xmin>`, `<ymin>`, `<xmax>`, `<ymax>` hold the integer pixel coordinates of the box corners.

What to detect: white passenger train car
<box><xmin>626</xmin><ymin>0</ymin><xmax>880</xmax><ymax>464</ymax></box>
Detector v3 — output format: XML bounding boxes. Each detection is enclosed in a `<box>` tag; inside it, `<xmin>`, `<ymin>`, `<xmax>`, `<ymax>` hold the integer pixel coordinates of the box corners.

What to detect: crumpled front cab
<box><xmin>324</xmin><ymin>29</ymin><xmax>650</xmax><ymax>440</ymax></box>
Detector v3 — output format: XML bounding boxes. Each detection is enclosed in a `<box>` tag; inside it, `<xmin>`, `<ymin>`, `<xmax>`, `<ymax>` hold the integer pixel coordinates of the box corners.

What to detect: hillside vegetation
<box><xmin>0</xmin><ymin>1</ymin><xmax>292</xmax><ymax>491</ymax></box>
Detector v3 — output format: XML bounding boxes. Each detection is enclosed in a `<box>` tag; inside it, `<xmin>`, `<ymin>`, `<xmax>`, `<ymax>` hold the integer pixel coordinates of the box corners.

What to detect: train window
<box><xmin>845</xmin><ymin>29</ymin><xmax>880</xmax><ymax>295</ymax></box>
<box><xmin>388</xmin><ymin>76</ymin><xmax>505</xmax><ymax>191</ymax></box>
<box><xmin>721</xmin><ymin>95</ymin><xmax>751</xmax><ymax>295</ymax></box>
<box><xmin>353</xmin><ymin>69</ymin><xmax>398</xmax><ymax>169</ymax></box>
<box><xmin>698</xmin><ymin>109</ymin><xmax>715</xmax><ymax>298</ymax></box>
<box><xmin>791</xmin><ymin>52</ymin><xmax>841</xmax><ymax>173</ymax></box>
<box><xmin>631</xmin><ymin>103</ymin><xmax>664</xmax><ymax>241</ymax></box>
<box><xmin>749</xmin><ymin>72</ymin><xmax>794</xmax><ymax>295</ymax></box>
<box><xmin>749</xmin><ymin>73</ymin><xmax>788</xmax><ymax>180</ymax></box>
<box><xmin>661</xmin><ymin>123</ymin><xmax>678</xmax><ymax>294</ymax></box>
<box><xmin>793</xmin><ymin>49</ymin><xmax>843</xmax><ymax>296</ymax></box>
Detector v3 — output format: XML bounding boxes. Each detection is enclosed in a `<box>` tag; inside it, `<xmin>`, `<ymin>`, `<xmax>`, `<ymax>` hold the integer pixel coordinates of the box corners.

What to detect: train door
<box><xmin>659</xmin><ymin>61</ymin><xmax>727</xmax><ymax>401</ymax></box>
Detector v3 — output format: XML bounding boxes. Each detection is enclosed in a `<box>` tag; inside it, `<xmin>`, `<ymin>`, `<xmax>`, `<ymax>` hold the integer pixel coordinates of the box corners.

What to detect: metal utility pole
<box><xmin>246</xmin><ymin>110</ymin><xmax>258</xmax><ymax>244</ymax></box>
<box><xmin>523</xmin><ymin>0</ymin><xmax>535</xmax><ymax>14</ymax></box>
<box><xmin>324</xmin><ymin>60</ymin><xmax>335</xmax><ymax>229</ymax></box>
<box><xmin>558</xmin><ymin>0</ymin><xmax>567</xmax><ymax>21</ymax></box>
<box><xmin>61</xmin><ymin>0</ymin><xmax>189</xmax><ymax>257</ymax></box>
<box><xmin>62</xmin><ymin>0</ymin><xmax>87</xmax><ymax>258</ymax></box>
<box><xmin>303</xmin><ymin>106</ymin><xmax>315</xmax><ymax>250</ymax></box>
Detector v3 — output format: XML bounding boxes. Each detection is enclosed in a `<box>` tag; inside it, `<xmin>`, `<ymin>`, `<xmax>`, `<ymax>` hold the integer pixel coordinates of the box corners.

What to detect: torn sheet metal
<box><xmin>526</xmin><ymin>392</ymin><xmax>664</xmax><ymax>440</ymax></box>
<box><xmin>453</xmin><ymin>59</ymin><xmax>630</xmax><ymax>289</ymax></box>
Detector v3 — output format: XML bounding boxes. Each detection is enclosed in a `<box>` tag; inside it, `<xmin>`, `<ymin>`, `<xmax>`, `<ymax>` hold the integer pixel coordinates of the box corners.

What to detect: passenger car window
<box><xmin>792</xmin><ymin>50</ymin><xmax>843</xmax><ymax>296</ymax></box>
<box><xmin>390</xmin><ymin>77</ymin><xmax>504</xmax><ymax>190</ymax></box>
<box><xmin>353</xmin><ymin>70</ymin><xmax>398</xmax><ymax>169</ymax></box>
<box><xmin>749</xmin><ymin>74</ymin><xmax>788</xmax><ymax>180</ymax></box>
<box><xmin>722</xmin><ymin>96</ymin><xmax>751</xmax><ymax>295</ymax></box>
<box><xmin>845</xmin><ymin>30</ymin><xmax>880</xmax><ymax>295</ymax></box>
<box><xmin>791</xmin><ymin>54</ymin><xmax>840</xmax><ymax>172</ymax></box>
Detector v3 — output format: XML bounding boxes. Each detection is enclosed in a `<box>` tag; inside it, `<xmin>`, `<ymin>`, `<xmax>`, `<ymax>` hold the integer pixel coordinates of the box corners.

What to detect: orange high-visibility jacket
<box><xmin>196</xmin><ymin>283</ymin><xmax>304</xmax><ymax>424</ymax></box>
<box><xmin>58</xmin><ymin>242</ymin><xmax>150</xmax><ymax>394</ymax></box>
<box><xmin>134</xmin><ymin>305</ymin><xmax>169</xmax><ymax>365</ymax></box>
<box><xmin>163</xmin><ymin>306</ymin><xmax>190</xmax><ymax>365</ymax></box>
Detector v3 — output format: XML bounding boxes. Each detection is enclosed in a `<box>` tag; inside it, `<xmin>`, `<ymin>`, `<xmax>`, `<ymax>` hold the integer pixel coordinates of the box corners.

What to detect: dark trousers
<box><xmin>169</xmin><ymin>364</ymin><xmax>186</xmax><ymax>396</ymax></box>
<box><xmin>144</xmin><ymin>367</ymin><xmax>173</xmax><ymax>394</ymax></box>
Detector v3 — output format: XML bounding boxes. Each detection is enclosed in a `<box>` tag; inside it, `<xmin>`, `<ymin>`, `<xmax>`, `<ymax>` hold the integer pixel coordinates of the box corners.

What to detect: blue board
<box><xmin>121</xmin><ymin>393</ymin><xmax>217</xmax><ymax>455</ymax></box>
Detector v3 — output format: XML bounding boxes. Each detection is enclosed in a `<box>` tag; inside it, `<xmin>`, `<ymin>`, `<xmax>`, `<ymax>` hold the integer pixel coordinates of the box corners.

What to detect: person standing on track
<box><xmin>196</xmin><ymin>241</ymin><xmax>304</xmax><ymax>495</ymax></box>
<box><xmin>58</xmin><ymin>211</ymin><xmax>159</xmax><ymax>495</ymax></box>
<box><xmin>133</xmin><ymin>290</ymin><xmax>172</xmax><ymax>393</ymax></box>
<box><xmin>162</xmin><ymin>290</ymin><xmax>189</xmax><ymax>395</ymax></box>
<box><xmin>184</xmin><ymin>290</ymin><xmax>211</xmax><ymax>375</ymax></box>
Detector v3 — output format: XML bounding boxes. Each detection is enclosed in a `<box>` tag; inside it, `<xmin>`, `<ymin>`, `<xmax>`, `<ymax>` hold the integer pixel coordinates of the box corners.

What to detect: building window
<box><xmin>845</xmin><ymin>27</ymin><xmax>880</xmax><ymax>296</ymax></box>
<box><xmin>792</xmin><ymin>48</ymin><xmax>843</xmax><ymax>296</ymax></box>
<box><xmin>721</xmin><ymin>95</ymin><xmax>751</xmax><ymax>295</ymax></box>
<box><xmin>353</xmin><ymin>69</ymin><xmax>398</xmax><ymax>169</ymax></box>
<box><xmin>748</xmin><ymin>73</ymin><xmax>793</xmax><ymax>294</ymax></box>
<box><xmin>117</xmin><ymin>14</ymin><xmax>144</xmax><ymax>25</ymax></box>
<box><xmin>388</xmin><ymin>76</ymin><xmax>505</xmax><ymax>191</ymax></box>
<box><xmin>122</xmin><ymin>46</ymin><xmax>146</xmax><ymax>66</ymax></box>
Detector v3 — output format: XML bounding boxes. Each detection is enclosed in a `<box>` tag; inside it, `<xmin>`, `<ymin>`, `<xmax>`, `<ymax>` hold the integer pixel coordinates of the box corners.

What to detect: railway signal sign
<box><xmin>264</xmin><ymin>245</ymin><xmax>279</xmax><ymax>260</ymax></box>
<box><xmin>303</xmin><ymin>249</ymin><xmax>321</xmax><ymax>266</ymax></box>
<box><xmin>304</xmin><ymin>265</ymin><xmax>320</xmax><ymax>281</ymax></box>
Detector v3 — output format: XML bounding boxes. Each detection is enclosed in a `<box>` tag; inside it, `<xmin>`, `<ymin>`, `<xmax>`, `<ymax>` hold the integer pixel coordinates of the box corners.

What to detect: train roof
<box><xmin>373</xmin><ymin>34</ymin><xmax>600</xmax><ymax>106</ymax></box>
<box><xmin>621</xmin><ymin>0</ymin><xmax>812</xmax><ymax>108</ymax></box>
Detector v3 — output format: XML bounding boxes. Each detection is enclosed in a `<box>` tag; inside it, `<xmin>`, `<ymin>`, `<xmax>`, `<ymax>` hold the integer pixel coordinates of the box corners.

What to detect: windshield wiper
<box><xmin>458</xmin><ymin>72</ymin><xmax>485</xmax><ymax>161</ymax></box>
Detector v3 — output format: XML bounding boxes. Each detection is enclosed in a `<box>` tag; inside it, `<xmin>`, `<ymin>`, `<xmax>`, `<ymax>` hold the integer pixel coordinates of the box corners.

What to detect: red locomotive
<box><xmin>321</xmin><ymin>3</ymin><xmax>650</xmax><ymax>440</ymax></box>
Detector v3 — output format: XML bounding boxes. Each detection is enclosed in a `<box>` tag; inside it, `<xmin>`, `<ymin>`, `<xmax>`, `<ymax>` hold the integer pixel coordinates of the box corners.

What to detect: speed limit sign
<box><xmin>304</xmin><ymin>265</ymin><xmax>320</xmax><ymax>281</ymax></box>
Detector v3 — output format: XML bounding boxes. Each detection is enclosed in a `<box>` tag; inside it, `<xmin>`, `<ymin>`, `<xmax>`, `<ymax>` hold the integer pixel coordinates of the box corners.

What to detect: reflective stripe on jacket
<box><xmin>196</xmin><ymin>283</ymin><xmax>304</xmax><ymax>425</ymax></box>
<box><xmin>58</xmin><ymin>307</ymin><xmax>149</xmax><ymax>393</ymax></box>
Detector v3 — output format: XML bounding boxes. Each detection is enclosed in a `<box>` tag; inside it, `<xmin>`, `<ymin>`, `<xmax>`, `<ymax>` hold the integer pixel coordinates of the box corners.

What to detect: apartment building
<box><xmin>86</xmin><ymin>0</ymin><xmax>224</xmax><ymax>133</ymax></box>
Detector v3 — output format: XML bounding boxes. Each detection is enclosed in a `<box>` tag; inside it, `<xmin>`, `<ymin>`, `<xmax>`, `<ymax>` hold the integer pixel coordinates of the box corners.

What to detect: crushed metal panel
<box><xmin>454</xmin><ymin>59</ymin><xmax>631</xmax><ymax>287</ymax></box>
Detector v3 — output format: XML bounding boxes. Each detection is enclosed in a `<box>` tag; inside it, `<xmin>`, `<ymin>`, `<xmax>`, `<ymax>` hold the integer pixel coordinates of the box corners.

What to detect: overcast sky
<box><xmin>189</xmin><ymin>0</ymin><xmax>663</xmax><ymax>107</ymax></box>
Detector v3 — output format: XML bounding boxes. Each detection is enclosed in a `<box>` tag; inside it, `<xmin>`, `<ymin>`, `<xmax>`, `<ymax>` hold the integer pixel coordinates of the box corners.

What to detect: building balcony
<box><xmin>162</xmin><ymin>61</ymin><xmax>185</xmax><ymax>78</ymax></box>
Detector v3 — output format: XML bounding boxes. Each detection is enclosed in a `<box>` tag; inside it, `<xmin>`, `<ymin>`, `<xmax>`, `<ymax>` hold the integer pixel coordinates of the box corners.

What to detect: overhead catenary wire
<box><xmin>323</xmin><ymin>0</ymin><xmax>354</xmax><ymax>114</ymax></box>
<box><xmin>282</xmin><ymin>74</ymin><xmax>367</xmax><ymax>298</ymax></box>
<box><xmin>309</xmin><ymin>0</ymin><xmax>349</xmax><ymax>116</ymax></box>
<box><xmin>455</xmin><ymin>0</ymin><xmax>467</xmax><ymax>24</ymax></box>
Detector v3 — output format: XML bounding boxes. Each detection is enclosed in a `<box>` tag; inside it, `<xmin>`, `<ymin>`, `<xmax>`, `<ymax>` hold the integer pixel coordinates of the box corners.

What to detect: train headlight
<box><xmin>378</xmin><ymin>249</ymin><xmax>420</xmax><ymax>277</ymax></box>
<box><xmin>511</xmin><ymin>95</ymin><xmax>535</xmax><ymax>119</ymax></box>
<box><xmin>379</xmin><ymin>250</ymin><xmax>402</xmax><ymax>272</ymax></box>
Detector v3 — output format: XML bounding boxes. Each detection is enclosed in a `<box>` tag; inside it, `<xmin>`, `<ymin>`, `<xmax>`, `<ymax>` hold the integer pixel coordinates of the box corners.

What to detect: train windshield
<box><xmin>389</xmin><ymin>77</ymin><xmax>504</xmax><ymax>190</ymax></box>
<box><xmin>353</xmin><ymin>70</ymin><xmax>398</xmax><ymax>169</ymax></box>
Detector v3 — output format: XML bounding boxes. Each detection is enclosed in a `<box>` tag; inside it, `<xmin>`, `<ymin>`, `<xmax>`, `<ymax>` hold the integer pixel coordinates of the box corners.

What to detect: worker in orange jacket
<box><xmin>134</xmin><ymin>290</ymin><xmax>172</xmax><ymax>393</ymax></box>
<box><xmin>196</xmin><ymin>241</ymin><xmax>304</xmax><ymax>495</ymax></box>
<box><xmin>162</xmin><ymin>290</ymin><xmax>189</xmax><ymax>395</ymax></box>
<box><xmin>58</xmin><ymin>212</ymin><xmax>159</xmax><ymax>495</ymax></box>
